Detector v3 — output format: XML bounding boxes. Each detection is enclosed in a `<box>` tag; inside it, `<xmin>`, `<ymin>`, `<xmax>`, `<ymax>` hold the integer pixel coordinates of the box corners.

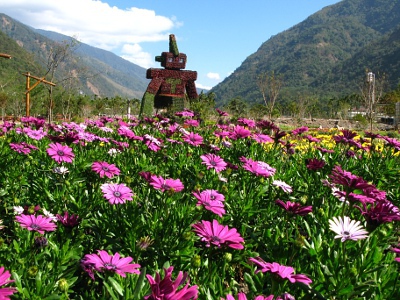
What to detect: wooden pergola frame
<box><xmin>22</xmin><ymin>72</ymin><xmax>56</xmax><ymax>117</ymax></box>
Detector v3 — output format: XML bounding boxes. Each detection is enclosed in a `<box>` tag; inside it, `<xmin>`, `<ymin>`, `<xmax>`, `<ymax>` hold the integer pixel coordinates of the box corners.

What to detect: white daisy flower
<box><xmin>329</xmin><ymin>216</ymin><xmax>368</xmax><ymax>242</ymax></box>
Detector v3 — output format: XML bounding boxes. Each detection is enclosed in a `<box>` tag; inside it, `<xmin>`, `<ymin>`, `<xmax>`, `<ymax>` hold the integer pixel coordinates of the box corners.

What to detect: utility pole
<box><xmin>367</xmin><ymin>72</ymin><xmax>375</xmax><ymax>131</ymax></box>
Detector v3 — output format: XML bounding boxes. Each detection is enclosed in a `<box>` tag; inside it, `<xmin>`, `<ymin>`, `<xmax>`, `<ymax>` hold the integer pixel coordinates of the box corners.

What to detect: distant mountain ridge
<box><xmin>211</xmin><ymin>0</ymin><xmax>400</xmax><ymax>106</ymax></box>
<box><xmin>0</xmin><ymin>13</ymin><xmax>148</xmax><ymax>99</ymax></box>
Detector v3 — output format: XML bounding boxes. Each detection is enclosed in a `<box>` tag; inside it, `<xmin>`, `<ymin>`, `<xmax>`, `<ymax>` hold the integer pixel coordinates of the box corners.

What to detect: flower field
<box><xmin>0</xmin><ymin>111</ymin><xmax>399</xmax><ymax>299</ymax></box>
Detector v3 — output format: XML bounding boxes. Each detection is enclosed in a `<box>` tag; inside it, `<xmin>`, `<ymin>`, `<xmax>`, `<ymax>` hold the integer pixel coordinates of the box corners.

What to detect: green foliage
<box><xmin>190</xmin><ymin>91</ymin><xmax>216</xmax><ymax>119</ymax></box>
<box><xmin>224</xmin><ymin>97</ymin><xmax>248</xmax><ymax>117</ymax></box>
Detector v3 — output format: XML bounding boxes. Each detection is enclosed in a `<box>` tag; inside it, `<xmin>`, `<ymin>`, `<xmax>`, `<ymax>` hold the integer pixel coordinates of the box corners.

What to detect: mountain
<box><xmin>0</xmin><ymin>28</ymin><xmax>44</xmax><ymax>89</ymax></box>
<box><xmin>0</xmin><ymin>13</ymin><xmax>148</xmax><ymax>99</ymax></box>
<box><xmin>211</xmin><ymin>0</ymin><xmax>400</xmax><ymax>106</ymax></box>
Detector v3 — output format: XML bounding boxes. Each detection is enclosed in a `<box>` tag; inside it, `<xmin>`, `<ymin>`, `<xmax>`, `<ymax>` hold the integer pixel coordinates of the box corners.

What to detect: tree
<box><xmin>224</xmin><ymin>97</ymin><xmax>248</xmax><ymax>118</ymax></box>
<box><xmin>42</xmin><ymin>38</ymin><xmax>80</xmax><ymax>122</ymax></box>
<box><xmin>0</xmin><ymin>92</ymin><xmax>8</xmax><ymax>120</ymax></box>
<box><xmin>190</xmin><ymin>91</ymin><xmax>216</xmax><ymax>119</ymax></box>
<box><xmin>381</xmin><ymin>84</ymin><xmax>400</xmax><ymax>116</ymax></box>
<box><xmin>256</xmin><ymin>71</ymin><xmax>283</xmax><ymax>119</ymax></box>
<box><xmin>249</xmin><ymin>103</ymin><xmax>269</xmax><ymax>119</ymax></box>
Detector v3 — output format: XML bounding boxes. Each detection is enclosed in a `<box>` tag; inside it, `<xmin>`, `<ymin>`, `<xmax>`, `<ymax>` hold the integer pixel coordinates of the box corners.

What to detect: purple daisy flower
<box><xmin>329</xmin><ymin>165</ymin><xmax>372</xmax><ymax>190</ymax></box>
<box><xmin>56</xmin><ymin>211</ymin><xmax>80</xmax><ymax>228</ymax></box>
<box><xmin>305</xmin><ymin>158</ymin><xmax>325</xmax><ymax>171</ymax></box>
<box><xmin>275</xmin><ymin>200</ymin><xmax>312</xmax><ymax>216</ymax></box>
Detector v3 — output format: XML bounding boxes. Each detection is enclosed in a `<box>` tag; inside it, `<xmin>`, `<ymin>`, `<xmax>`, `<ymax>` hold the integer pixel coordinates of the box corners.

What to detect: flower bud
<box><xmin>57</xmin><ymin>278</ymin><xmax>69</xmax><ymax>292</ymax></box>
<box><xmin>34</xmin><ymin>236</ymin><xmax>48</xmax><ymax>248</ymax></box>
<box><xmin>223</xmin><ymin>252</ymin><xmax>232</xmax><ymax>262</ymax></box>
<box><xmin>28</xmin><ymin>266</ymin><xmax>39</xmax><ymax>277</ymax></box>
<box><xmin>182</xmin><ymin>232</ymin><xmax>192</xmax><ymax>241</ymax></box>
<box><xmin>191</xmin><ymin>255</ymin><xmax>201</xmax><ymax>268</ymax></box>
<box><xmin>27</xmin><ymin>205</ymin><xmax>36</xmax><ymax>214</ymax></box>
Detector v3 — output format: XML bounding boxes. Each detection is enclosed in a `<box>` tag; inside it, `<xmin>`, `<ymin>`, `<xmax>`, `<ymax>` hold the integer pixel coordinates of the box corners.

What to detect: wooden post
<box><xmin>26</xmin><ymin>73</ymin><xmax>30</xmax><ymax>116</ymax></box>
<box><xmin>22</xmin><ymin>72</ymin><xmax>56</xmax><ymax>117</ymax></box>
<box><xmin>0</xmin><ymin>53</ymin><xmax>11</xmax><ymax>59</ymax></box>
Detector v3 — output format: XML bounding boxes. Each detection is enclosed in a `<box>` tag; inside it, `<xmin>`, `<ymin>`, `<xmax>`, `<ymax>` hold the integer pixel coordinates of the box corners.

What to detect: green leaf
<box><xmin>13</xmin><ymin>240</ymin><xmax>20</xmax><ymax>253</ymax></box>
<box><xmin>103</xmin><ymin>281</ymin><xmax>119</xmax><ymax>300</ymax></box>
<box><xmin>108</xmin><ymin>276</ymin><xmax>124</xmax><ymax>296</ymax></box>
<box><xmin>244</xmin><ymin>272</ymin><xmax>257</xmax><ymax>292</ymax></box>
<box><xmin>321</xmin><ymin>264</ymin><xmax>333</xmax><ymax>276</ymax></box>
<box><xmin>36</xmin><ymin>270</ymin><xmax>43</xmax><ymax>293</ymax></box>
<box><xmin>338</xmin><ymin>284</ymin><xmax>354</xmax><ymax>296</ymax></box>
<box><xmin>133</xmin><ymin>266</ymin><xmax>146</xmax><ymax>299</ymax></box>
<box><xmin>205</xmin><ymin>288</ymin><xmax>213</xmax><ymax>300</ymax></box>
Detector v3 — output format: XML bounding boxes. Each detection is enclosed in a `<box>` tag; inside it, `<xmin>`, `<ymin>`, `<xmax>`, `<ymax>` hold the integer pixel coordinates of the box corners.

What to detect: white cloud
<box><xmin>195</xmin><ymin>83</ymin><xmax>212</xmax><ymax>91</ymax></box>
<box><xmin>0</xmin><ymin>0</ymin><xmax>180</xmax><ymax>67</ymax></box>
<box><xmin>207</xmin><ymin>72</ymin><xmax>221</xmax><ymax>80</ymax></box>
<box><xmin>121</xmin><ymin>43</ymin><xmax>153</xmax><ymax>68</ymax></box>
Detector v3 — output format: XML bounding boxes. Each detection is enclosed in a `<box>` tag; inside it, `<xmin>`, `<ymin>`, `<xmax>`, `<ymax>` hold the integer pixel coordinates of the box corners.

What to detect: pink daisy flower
<box><xmin>149</xmin><ymin>175</ymin><xmax>184</xmax><ymax>192</ymax></box>
<box><xmin>175</xmin><ymin>109</ymin><xmax>195</xmax><ymax>117</ymax></box>
<box><xmin>252</xmin><ymin>133</ymin><xmax>273</xmax><ymax>144</ymax></box>
<box><xmin>241</xmin><ymin>157</ymin><xmax>276</xmax><ymax>178</ymax></box>
<box><xmin>192</xmin><ymin>219</ymin><xmax>244</xmax><ymax>250</ymax></box>
<box><xmin>192</xmin><ymin>191</ymin><xmax>226</xmax><ymax>217</ymax></box>
<box><xmin>200</xmin><ymin>153</ymin><xmax>227</xmax><ymax>173</ymax></box>
<box><xmin>184</xmin><ymin>119</ymin><xmax>200</xmax><ymax>127</ymax></box>
<box><xmin>249</xmin><ymin>258</ymin><xmax>312</xmax><ymax>286</ymax></box>
<box><xmin>144</xmin><ymin>266</ymin><xmax>198</xmax><ymax>300</ymax></box>
<box><xmin>229</xmin><ymin>125</ymin><xmax>252</xmax><ymax>140</ymax></box>
<box><xmin>24</xmin><ymin>127</ymin><xmax>47</xmax><ymax>140</ymax></box>
<box><xmin>91</xmin><ymin>161</ymin><xmax>120</xmax><ymax>178</ymax></box>
<box><xmin>9</xmin><ymin>142</ymin><xmax>38</xmax><ymax>155</ymax></box>
<box><xmin>100</xmin><ymin>183</ymin><xmax>134</xmax><ymax>204</ymax></box>
<box><xmin>216</xmin><ymin>108</ymin><xmax>229</xmax><ymax>116</ymax></box>
<box><xmin>237</xmin><ymin>118</ymin><xmax>256</xmax><ymax>128</ymax></box>
<box><xmin>82</xmin><ymin>250</ymin><xmax>140</xmax><ymax>279</ymax></box>
<box><xmin>0</xmin><ymin>267</ymin><xmax>17</xmax><ymax>299</ymax></box>
<box><xmin>222</xmin><ymin>293</ymin><xmax>274</xmax><ymax>300</ymax></box>
<box><xmin>46</xmin><ymin>143</ymin><xmax>75</xmax><ymax>164</ymax></box>
<box><xmin>15</xmin><ymin>214</ymin><xmax>57</xmax><ymax>234</ymax></box>
<box><xmin>200</xmin><ymin>189</ymin><xmax>225</xmax><ymax>202</ymax></box>
<box><xmin>183</xmin><ymin>132</ymin><xmax>203</xmax><ymax>146</ymax></box>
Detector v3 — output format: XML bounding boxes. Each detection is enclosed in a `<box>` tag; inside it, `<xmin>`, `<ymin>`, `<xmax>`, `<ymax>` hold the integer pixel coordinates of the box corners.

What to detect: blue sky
<box><xmin>0</xmin><ymin>0</ymin><xmax>341</xmax><ymax>90</ymax></box>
